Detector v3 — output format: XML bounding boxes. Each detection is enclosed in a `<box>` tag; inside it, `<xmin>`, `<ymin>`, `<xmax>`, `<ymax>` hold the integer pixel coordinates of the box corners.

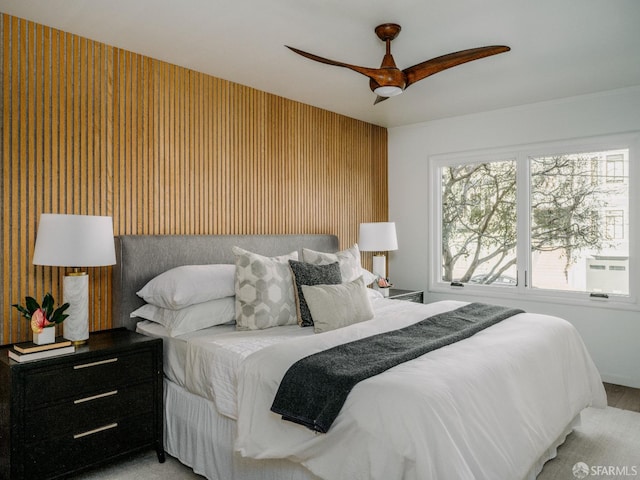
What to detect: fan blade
<box><xmin>373</xmin><ymin>95</ymin><xmax>390</xmax><ymax>105</ymax></box>
<box><xmin>403</xmin><ymin>46</ymin><xmax>510</xmax><ymax>88</ymax></box>
<box><xmin>286</xmin><ymin>46</ymin><xmax>390</xmax><ymax>85</ymax></box>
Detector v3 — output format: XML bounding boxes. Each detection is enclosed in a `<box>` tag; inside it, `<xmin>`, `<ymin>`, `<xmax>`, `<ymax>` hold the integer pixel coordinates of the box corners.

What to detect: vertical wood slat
<box><xmin>0</xmin><ymin>12</ymin><xmax>388</xmax><ymax>344</ymax></box>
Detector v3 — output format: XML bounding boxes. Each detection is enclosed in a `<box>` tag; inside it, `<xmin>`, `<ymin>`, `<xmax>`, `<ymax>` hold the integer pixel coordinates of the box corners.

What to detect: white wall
<box><xmin>388</xmin><ymin>86</ymin><xmax>640</xmax><ymax>388</ymax></box>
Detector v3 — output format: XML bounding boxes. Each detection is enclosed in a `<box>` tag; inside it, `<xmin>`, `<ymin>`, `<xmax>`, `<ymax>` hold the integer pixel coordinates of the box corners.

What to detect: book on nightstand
<box><xmin>13</xmin><ymin>337</ymin><xmax>72</xmax><ymax>354</ymax></box>
<box><xmin>8</xmin><ymin>342</ymin><xmax>75</xmax><ymax>362</ymax></box>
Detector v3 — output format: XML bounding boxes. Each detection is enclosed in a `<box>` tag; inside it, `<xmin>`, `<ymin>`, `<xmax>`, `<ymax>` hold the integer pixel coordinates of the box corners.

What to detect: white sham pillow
<box><xmin>302</xmin><ymin>244</ymin><xmax>363</xmax><ymax>282</ymax></box>
<box><xmin>130</xmin><ymin>296</ymin><xmax>235</xmax><ymax>337</ymax></box>
<box><xmin>302</xmin><ymin>276</ymin><xmax>374</xmax><ymax>333</ymax></box>
<box><xmin>137</xmin><ymin>264</ymin><xmax>236</xmax><ymax>310</ymax></box>
<box><xmin>360</xmin><ymin>267</ymin><xmax>377</xmax><ymax>286</ymax></box>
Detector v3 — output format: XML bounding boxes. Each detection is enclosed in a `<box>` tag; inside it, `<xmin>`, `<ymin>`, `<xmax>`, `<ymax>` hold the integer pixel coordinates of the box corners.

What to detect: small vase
<box><xmin>33</xmin><ymin>327</ymin><xmax>56</xmax><ymax>345</ymax></box>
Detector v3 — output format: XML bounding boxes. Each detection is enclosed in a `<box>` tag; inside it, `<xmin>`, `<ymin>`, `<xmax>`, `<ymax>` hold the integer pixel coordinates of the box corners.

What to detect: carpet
<box><xmin>537</xmin><ymin>407</ymin><xmax>640</xmax><ymax>480</ymax></box>
<box><xmin>72</xmin><ymin>407</ymin><xmax>640</xmax><ymax>479</ymax></box>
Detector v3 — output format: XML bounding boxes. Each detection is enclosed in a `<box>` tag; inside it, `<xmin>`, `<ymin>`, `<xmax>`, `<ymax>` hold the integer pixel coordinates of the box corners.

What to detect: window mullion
<box><xmin>515</xmin><ymin>152</ymin><xmax>531</xmax><ymax>290</ymax></box>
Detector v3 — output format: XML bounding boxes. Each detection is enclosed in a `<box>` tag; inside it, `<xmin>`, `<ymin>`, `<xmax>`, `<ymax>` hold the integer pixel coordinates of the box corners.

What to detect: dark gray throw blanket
<box><xmin>271</xmin><ymin>302</ymin><xmax>524</xmax><ymax>433</ymax></box>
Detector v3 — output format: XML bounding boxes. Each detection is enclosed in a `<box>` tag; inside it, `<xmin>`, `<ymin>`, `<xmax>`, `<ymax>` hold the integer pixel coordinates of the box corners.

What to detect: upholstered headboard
<box><xmin>112</xmin><ymin>234</ymin><xmax>340</xmax><ymax>331</ymax></box>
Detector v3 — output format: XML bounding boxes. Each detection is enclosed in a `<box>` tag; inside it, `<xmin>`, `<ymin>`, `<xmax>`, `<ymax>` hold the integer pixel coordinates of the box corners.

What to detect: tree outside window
<box><xmin>438</xmin><ymin>147</ymin><xmax>629</xmax><ymax>296</ymax></box>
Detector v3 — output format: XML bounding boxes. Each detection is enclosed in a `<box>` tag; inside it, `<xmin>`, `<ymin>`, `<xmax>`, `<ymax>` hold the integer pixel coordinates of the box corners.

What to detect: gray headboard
<box><xmin>112</xmin><ymin>234</ymin><xmax>340</xmax><ymax>331</ymax></box>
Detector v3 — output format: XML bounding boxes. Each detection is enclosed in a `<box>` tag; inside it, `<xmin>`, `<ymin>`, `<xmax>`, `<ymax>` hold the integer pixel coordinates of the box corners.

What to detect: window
<box><xmin>440</xmin><ymin>159</ymin><xmax>517</xmax><ymax>285</ymax></box>
<box><xmin>605</xmin><ymin>210</ymin><xmax>624</xmax><ymax>240</ymax></box>
<box><xmin>430</xmin><ymin>134</ymin><xmax>637</xmax><ymax>305</ymax></box>
<box><xmin>606</xmin><ymin>154</ymin><xmax>625</xmax><ymax>183</ymax></box>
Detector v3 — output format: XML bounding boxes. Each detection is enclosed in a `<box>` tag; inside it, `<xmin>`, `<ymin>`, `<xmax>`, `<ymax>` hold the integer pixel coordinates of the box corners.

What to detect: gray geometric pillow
<box><xmin>232</xmin><ymin>246</ymin><xmax>298</xmax><ymax>330</ymax></box>
<box><xmin>302</xmin><ymin>244</ymin><xmax>362</xmax><ymax>282</ymax></box>
<box><xmin>289</xmin><ymin>260</ymin><xmax>342</xmax><ymax>327</ymax></box>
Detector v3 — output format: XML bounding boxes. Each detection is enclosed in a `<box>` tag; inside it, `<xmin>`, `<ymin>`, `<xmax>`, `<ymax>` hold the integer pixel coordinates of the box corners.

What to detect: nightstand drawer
<box><xmin>25</xmin><ymin>381</ymin><xmax>155</xmax><ymax>440</ymax></box>
<box><xmin>23</xmin><ymin>350</ymin><xmax>154</xmax><ymax>406</ymax></box>
<box><xmin>24</xmin><ymin>412</ymin><xmax>156</xmax><ymax>479</ymax></box>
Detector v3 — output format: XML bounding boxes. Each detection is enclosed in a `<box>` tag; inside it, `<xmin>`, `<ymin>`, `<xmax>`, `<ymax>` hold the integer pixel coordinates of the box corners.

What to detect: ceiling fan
<box><xmin>286</xmin><ymin>23</ymin><xmax>510</xmax><ymax>105</ymax></box>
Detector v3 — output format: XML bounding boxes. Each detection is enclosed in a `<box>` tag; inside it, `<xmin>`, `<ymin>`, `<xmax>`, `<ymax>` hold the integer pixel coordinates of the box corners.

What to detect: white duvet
<box><xmin>234</xmin><ymin>300</ymin><xmax>607</xmax><ymax>480</ymax></box>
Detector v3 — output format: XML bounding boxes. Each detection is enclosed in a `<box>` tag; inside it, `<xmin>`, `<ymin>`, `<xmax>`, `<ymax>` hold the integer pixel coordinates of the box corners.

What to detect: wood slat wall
<box><xmin>0</xmin><ymin>14</ymin><xmax>388</xmax><ymax>344</ymax></box>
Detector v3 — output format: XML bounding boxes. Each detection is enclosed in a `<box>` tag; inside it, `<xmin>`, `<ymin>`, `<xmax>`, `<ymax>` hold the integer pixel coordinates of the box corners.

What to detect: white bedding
<box><xmin>137</xmin><ymin>316</ymin><xmax>316</xmax><ymax>418</ymax></box>
<box><xmin>141</xmin><ymin>296</ymin><xmax>427</xmax><ymax>419</ymax></box>
<box><xmin>232</xmin><ymin>300</ymin><xmax>607</xmax><ymax>480</ymax></box>
<box><xmin>184</xmin><ymin>323</ymin><xmax>314</xmax><ymax>418</ymax></box>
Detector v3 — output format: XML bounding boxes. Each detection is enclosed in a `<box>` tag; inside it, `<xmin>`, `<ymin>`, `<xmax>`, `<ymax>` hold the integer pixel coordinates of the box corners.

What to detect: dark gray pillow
<box><xmin>289</xmin><ymin>260</ymin><xmax>342</xmax><ymax>327</ymax></box>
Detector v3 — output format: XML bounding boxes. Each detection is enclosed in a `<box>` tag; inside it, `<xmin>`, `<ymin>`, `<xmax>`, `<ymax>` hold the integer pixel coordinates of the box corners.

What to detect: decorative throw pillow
<box><xmin>130</xmin><ymin>296</ymin><xmax>235</xmax><ymax>337</ymax></box>
<box><xmin>137</xmin><ymin>264</ymin><xmax>236</xmax><ymax>310</ymax></box>
<box><xmin>301</xmin><ymin>276</ymin><xmax>374</xmax><ymax>333</ymax></box>
<box><xmin>302</xmin><ymin>244</ymin><xmax>362</xmax><ymax>282</ymax></box>
<box><xmin>233</xmin><ymin>246</ymin><xmax>298</xmax><ymax>330</ymax></box>
<box><xmin>289</xmin><ymin>260</ymin><xmax>342</xmax><ymax>327</ymax></box>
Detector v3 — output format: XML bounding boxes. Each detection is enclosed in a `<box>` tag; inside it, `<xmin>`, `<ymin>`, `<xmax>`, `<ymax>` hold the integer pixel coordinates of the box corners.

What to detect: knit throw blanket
<box><xmin>271</xmin><ymin>302</ymin><xmax>524</xmax><ymax>433</ymax></box>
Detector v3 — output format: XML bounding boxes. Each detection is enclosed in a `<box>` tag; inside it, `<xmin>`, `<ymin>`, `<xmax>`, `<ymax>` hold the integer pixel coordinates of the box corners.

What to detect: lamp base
<box><xmin>372</xmin><ymin>254</ymin><xmax>387</xmax><ymax>279</ymax></box>
<box><xmin>63</xmin><ymin>272</ymin><xmax>89</xmax><ymax>344</ymax></box>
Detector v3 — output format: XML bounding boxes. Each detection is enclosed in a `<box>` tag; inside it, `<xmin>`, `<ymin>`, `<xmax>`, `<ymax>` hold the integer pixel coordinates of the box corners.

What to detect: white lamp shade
<box><xmin>358</xmin><ymin>222</ymin><xmax>398</xmax><ymax>252</ymax></box>
<box><xmin>33</xmin><ymin>214</ymin><xmax>116</xmax><ymax>267</ymax></box>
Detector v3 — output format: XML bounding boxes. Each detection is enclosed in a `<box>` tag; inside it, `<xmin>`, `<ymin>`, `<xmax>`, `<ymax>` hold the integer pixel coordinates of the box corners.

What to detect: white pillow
<box><xmin>302</xmin><ymin>244</ymin><xmax>363</xmax><ymax>282</ymax></box>
<box><xmin>137</xmin><ymin>264</ymin><xmax>236</xmax><ymax>310</ymax></box>
<box><xmin>360</xmin><ymin>268</ymin><xmax>377</xmax><ymax>286</ymax></box>
<box><xmin>130</xmin><ymin>296</ymin><xmax>235</xmax><ymax>337</ymax></box>
<box><xmin>302</xmin><ymin>276</ymin><xmax>374</xmax><ymax>333</ymax></box>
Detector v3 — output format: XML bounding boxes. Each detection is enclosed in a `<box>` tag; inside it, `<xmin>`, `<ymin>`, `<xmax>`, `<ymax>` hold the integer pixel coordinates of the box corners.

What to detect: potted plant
<box><xmin>12</xmin><ymin>293</ymin><xmax>70</xmax><ymax>345</ymax></box>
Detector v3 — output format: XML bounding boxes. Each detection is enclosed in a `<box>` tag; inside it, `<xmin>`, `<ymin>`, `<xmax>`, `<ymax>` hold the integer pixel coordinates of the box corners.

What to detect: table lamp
<box><xmin>32</xmin><ymin>214</ymin><xmax>116</xmax><ymax>344</ymax></box>
<box><xmin>358</xmin><ymin>222</ymin><xmax>398</xmax><ymax>280</ymax></box>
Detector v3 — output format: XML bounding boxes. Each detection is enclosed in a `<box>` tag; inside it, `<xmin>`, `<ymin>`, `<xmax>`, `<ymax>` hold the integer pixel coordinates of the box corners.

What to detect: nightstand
<box><xmin>388</xmin><ymin>288</ymin><xmax>424</xmax><ymax>303</ymax></box>
<box><xmin>0</xmin><ymin>329</ymin><xmax>163</xmax><ymax>480</ymax></box>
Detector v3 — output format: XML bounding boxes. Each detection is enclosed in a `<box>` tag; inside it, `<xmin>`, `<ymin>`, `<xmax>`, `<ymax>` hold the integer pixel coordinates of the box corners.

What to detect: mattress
<box><xmin>136</xmin><ymin>314</ymin><xmax>316</xmax><ymax>418</ymax></box>
<box><xmin>135</xmin><ymin>320</ymin><xmax>206</xmax><ymax>388</ymax></box>
<box><xmin>137</xmin><ymin>295</ymin><xmax>409</xmax><ymax>419</ymax></box>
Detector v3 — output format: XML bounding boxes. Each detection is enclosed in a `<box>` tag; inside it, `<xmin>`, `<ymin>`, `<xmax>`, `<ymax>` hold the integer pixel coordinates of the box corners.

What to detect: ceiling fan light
<box><xmin>374</xmin><ymin>85</ymin><xmax>403</xmax><ymax>97</ymax></box>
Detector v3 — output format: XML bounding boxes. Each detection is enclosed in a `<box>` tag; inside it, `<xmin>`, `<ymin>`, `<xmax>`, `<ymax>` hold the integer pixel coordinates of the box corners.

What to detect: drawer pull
<box><xmin>74</xmin><ymin>390</ymin><xmax>118</xmax><ymax>404</ymax></box>
<box><xmin>74</xmin><ymin>422</ymin><xmax>118</xmax><ymax>439</ymax></box>
<box><xmin>74</xmin><ymin>357</ymin><xmax>118</xmax><ymax>369</ymax></box>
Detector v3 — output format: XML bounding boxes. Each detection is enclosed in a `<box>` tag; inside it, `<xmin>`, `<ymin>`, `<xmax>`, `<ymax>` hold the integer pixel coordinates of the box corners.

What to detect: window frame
<box><xmin>428</xmin><ymin>132</ymin><xmax>640</xmax><ymax>311</ymax></box>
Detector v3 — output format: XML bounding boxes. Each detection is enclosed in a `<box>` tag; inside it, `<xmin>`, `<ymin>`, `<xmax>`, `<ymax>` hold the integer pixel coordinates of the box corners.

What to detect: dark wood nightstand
<box><xmin>0</xmin><ymin>329</ymin><xmax>163</xmax><ymax>480</ymax></box>
<box><xmin>388</xmin><ymin>288</ymin><xmax>424</xmax><ymax>303</ymax></box>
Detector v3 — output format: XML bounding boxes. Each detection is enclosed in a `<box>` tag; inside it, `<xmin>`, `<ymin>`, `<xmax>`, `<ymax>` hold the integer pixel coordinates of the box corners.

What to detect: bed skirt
<box><xmin>164</xmin><ymin>378</ymin><xmax>321</xmax><ymax>480</ymax></box>
<box><xmin>164</xmin><ymin>378</ymin><xmax>579</xmax><ymax>480</ymax></box>
<box><xmin>527</xmin><ymin>414</ymin><xmax>581</xmax><ymax>479</ymax></box>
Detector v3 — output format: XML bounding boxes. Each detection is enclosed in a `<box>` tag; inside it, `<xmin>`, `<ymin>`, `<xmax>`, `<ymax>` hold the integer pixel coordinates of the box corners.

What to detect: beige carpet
<box><xmin>72</xmin><ymin>407</ymin><xmax>640</xmax><ymax>479</ymax></box>
<box><xmin>537</xmin><ymin>407</ymin><xmax>640</xmax><ymax>480</ymax></box>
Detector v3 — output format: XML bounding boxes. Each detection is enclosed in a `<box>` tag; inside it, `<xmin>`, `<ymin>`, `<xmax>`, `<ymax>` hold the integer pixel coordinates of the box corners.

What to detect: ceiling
<box><xmin>1</xmin><ymin>0</ymin><xmax>639</xmax><ymax>128</ymax></box>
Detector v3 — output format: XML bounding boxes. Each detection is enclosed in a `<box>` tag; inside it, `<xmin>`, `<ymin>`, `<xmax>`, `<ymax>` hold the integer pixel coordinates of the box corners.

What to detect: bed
<box><xmin>112</xmin><ymin>234</ymin><xmax>607</xmax><ymax>480</ymax></box>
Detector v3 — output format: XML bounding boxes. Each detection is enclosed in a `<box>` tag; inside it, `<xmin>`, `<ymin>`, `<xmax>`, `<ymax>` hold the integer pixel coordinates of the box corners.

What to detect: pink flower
<box><xmin>30</xmin><ymin>308</ymin><xmax>52</xmax><ymax>333</ymax></box>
